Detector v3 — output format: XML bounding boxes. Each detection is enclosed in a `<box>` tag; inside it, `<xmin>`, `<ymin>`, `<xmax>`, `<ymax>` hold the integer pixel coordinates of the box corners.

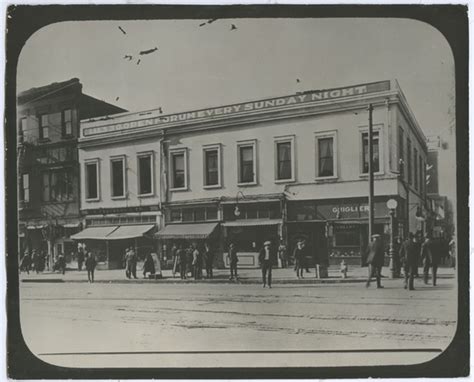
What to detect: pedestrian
<box><xmin>393</xmin><ymin>236</ymin><xmax>402</xmax><ymax>278</ymax></box>
<box><xmin>20</xmin><ymin>250</ymin><xmax>32</xmax><ymax>274</ymax></box>
<box><xmin>293</xmin><ymin>239</ymin><xmax>306</xmax><ymax>279</ymax></box>
<box><xmin>278</xmin><ymin>240</ymin><xmax>288</xmax><ymax>268</ymax></box>
<box><xmin>143</xmin><ymin>252</ymin><xmax>155</xmax><ymax>278</ymax></box>
<box><xmin>340</xmin><ymin>260</ymin><xmax>348</xmax><ymax>278</ymax></box>
<box><xmin>85</xmin><ymin>252</ymin><xmax>97</xmax><ymax>283</ymax></box>
<box><xmin>449</xmin><ymin>237</ymin><xmax>456</xmax><ymax>269</ymax></box>
<box><xmin>55</xmin><ymin>252</ymin><xmax>66</xmax><ymax>274</ymax></box>
<box><xmin>192</xmin><ymin>244</ymin><xmax>202</xmax><ymax>280</ymax></box>
<box><xmin>32</xmin><ymin>250</ymin><xmax>41</xmax><ymax>274</ymax></box>
<box><xmin>177</xmin><ymin>244</ymin><xmax>187</xmax><ymax>279</ymax></box>
<box><xmin>421</xmin><ymin>234</ymin><xmax>440</xmax><ymax>286</ymax></box>
<box><xmin>186</xmin><ymin>244</ymin><xmax>194</xmax><ymax>278</ymax></box>
<box><xmin>129</xmin><ymin>247</ymin><xmax>138</xmax><ymax>279</ymax></box>
<box><xmin>365</xmin><ymin>234</ymin><xmax>385</xmax><ymax>289</ymax></box>
<box><xmin>204</xmin><ymin>242</ymin><xmax>214</xmax><ymax>279</ymax></box>
<box><xmin>399</xmin><ymin>233</ymin><xmax>418</xmax><ymax>290</ymax></box>
<box><xmin>170</xmin><ymin>243</ymin><xmax>178</xmax><ymax>278</ymax></box>
<box><xmin>259</xmin><ymin>240</ymin><xmax>276</xmax><ymax>288</ymax></box>
<box><xmin>227</xmin><ymin>243</ymin><xmax>239</xmax><ymax>280</ymax></box>
<box><xmin>125</xmin><ymin>247</ymin><xmax>132</xmax><ymax>279</ymax></box>
<box><xmin>77</xmin><ymin>248</ymin><xmax>85</xmax><ymax>271</ymax></box>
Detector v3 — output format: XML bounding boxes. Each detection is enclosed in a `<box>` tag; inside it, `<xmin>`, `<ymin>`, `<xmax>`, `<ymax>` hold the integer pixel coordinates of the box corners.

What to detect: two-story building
<box><xmin>76</xmin><ymin>79</ymin><xmax>428</xmax><ymax>269</ymax></box>
<box><xmin>18</xmin><ymin>78</ymin><xmax>125</xmax><ymax>267</ymax></box>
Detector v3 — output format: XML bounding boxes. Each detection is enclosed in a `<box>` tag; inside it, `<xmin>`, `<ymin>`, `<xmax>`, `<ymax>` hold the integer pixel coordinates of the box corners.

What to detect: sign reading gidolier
<box><xmin>83</xmin><ymin>80</ymin><xmax>391</xmax><ymax>137</ymax></box>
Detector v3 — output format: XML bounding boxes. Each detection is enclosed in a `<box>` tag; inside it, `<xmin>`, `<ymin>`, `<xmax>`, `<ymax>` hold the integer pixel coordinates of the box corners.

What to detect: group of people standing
<box><xmin>170</xmin><ymin>242</ymin><xmax>215</xmax><ymax>280</ymax></box>
<box><xmin>365</xmin><ymin>232</ymin><xmax>450</xmax><ymax>290</ymax></box>
<box><xmin>19</xmin><ymin>249</ymin><xmax>47</xmax><ymax>274</ymax></box>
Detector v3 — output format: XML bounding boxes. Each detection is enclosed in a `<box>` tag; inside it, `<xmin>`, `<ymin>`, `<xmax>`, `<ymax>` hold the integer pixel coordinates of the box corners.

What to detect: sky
<box><xmin>17</xmin><ymin>18</ymin><xmax>454</xmax><ymax>140</ymax></box>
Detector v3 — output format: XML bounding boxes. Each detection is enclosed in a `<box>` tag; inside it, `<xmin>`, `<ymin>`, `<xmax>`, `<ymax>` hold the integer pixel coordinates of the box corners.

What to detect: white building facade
<box><xmin>76</xmin><ymin>79</ymin><xmax>428</xmax><ymax>269</ymax></box>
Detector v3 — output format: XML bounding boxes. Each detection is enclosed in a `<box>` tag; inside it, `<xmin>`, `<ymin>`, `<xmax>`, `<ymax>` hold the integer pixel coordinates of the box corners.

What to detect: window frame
<box><xmin>237</xmin><ymin>139</ymin><xmax>257</xmax><ymax>186</ymax></box>
<box><xmin>407</xmin><ymin>138</ymin><xmax>412</xmax><ymax>185</ymax></box>
<box><xmin>169</xmin><ymin>148</ymin><xmax>188</xmax><ymax>191</ymax></box>
<box><xmin>359</xmin><ymin>126</ymin><xmax>384</xmax><ymax>176</ymax></box>
<box><xmin>414</xmin><ymin>148</ymin><xmax>418</xmax><ymax>191</ymax></box>
<box><xmin>39</xmin><ymin>113</ymin><xmax>49</xmax><ymax>140</ymax></box>
<box><xmin>274</xmin><ymin>135</ymin><xmax>296</xmax><ymax>183</ymax></box>
<box><xmin>110</xmin><ymin>155</ymin><xmax>127</xmax><ymax>199</ymax></box>
<box><xmin>61</xmin><ymin>109</ymin><xmax>73</xmax><ymax>137</ymax></box>
<box><xmin>315</xmin><ymin>131</ymin><xmax>338</xmax><ymax>180</ymax></box>
<box><xmin>20</xmin><ymin>173</ymin><xmax>29</xmax><ymax>202</ymax></box>
<box><xmin>137</xmin><ymin>151</ymin><xmax>154</xmax><ymax>197</ymax></box>
<box><xmin>85</xmin><ymin>159</ymin><xmax>100</xmax><ymax>202</ymax></box>
<box><xmin>203</xmin><ymin>144</ymin><xmax>222</xmax><ymax>189</ymax></box>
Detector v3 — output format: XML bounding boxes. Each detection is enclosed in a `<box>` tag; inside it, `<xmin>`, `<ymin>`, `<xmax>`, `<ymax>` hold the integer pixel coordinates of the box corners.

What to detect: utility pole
<box><xmin>368</xmin><ymin>104</ymin><xmax>374</xmax><ymax>240</ymax></box>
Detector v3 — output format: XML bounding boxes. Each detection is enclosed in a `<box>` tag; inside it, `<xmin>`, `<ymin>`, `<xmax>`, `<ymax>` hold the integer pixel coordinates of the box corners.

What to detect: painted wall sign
<box><xmin>83</xmin><ymin>80</ymin><xmax>391</xmax><ymax>137</ymax></box>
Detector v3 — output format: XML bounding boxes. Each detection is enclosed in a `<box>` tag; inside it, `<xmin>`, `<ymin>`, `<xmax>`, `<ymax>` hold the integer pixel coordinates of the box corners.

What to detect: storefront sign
<box><xmin>83</xmin><ymin>80</ymin><xmax>391</xmax><ymax>137</ymax></box>
<box><xmin>82</xmin><ymin>205</ymin><xmax>160</xmax><ymax>215</ymax></box>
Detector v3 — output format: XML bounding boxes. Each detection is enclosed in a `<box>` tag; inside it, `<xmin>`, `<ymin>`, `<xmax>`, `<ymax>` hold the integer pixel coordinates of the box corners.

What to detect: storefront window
<box><xmin>182</xmin><ymin>209</ymin><xmax>194</xmax><ymax>222</ymax></box>
<box><xmin>206</xmin><ymin>207</ymin><xmax>218</xmax><ymax>220</ymax></box>
<box><xmin>195</xmin><ymin>208</ymin><xmax>206</xmax><ymax>221</ymax></box>
<box><xmin>334</xmin><ymin>225</ymin><xmax>360</xmax><ymax>247</ymax></box>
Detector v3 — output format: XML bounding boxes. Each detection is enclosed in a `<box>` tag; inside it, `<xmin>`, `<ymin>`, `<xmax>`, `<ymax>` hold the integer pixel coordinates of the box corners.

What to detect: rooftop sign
<box><xmin>83</xmin><ymin>80</ymin><xmax>391</xmax><ymax>137</ymax></box>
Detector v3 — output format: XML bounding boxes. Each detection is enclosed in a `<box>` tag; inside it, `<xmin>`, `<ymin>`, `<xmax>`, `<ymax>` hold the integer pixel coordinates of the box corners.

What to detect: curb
<box><xmin>21</xmin><ymin>277</ymin><xmax>368</xmax><ymax>285</ymax></box>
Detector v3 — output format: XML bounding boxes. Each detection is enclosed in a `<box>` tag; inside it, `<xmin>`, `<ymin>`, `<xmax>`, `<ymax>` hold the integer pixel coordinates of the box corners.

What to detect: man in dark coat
<box><xmin>259</xmin><ymin>240</ymin><xmax>277</xmax><ymax>288</ymax></box>
<box><xmin>20</xmin><ymin>250</ymin><xmax>32</xmax><ymax>274</ymax></box>
<box><xmin>203</xmin><ymin>242</ymin><xmax>214</xmax><ymax>279</ymax></box>
<box><xmin>227</xmin><ymin>243</ymin><xmax>239</xmax><ymax>280</ymax></box>
<box><xmin>421</xmin><ymin>234</ymin><xmax>440</xmax><ymax>286</ymax></box>
<box><xmin>293</xmin><ymin>239</ymin><xmax>307</xmax><ymax>279</ymax></box>
<box><xmin>142</xmin><ymin>252</ymin><xmax>155</xmax><ymax>278</ymax></box>
<box><xmin>399</xmin><ymin>232</ymin><xmax>418</xmax><ymax>290</ymax></box>
<box><xmin>85</xmin><ymin>252</ymin><xmax>97</xmax><ymax>283</ymax></box>
<box><xmin>365</xmin><ymin>234</ymin><xmax>385</xmax><ymax>288</ymax></box>
<box><xmin>177</xmin><ymin>245</ymin><xmax>187</xmax><ymax>280</ymax></box>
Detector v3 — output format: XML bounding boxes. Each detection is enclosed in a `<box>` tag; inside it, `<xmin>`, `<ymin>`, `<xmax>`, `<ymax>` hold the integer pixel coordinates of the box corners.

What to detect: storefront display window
<box><xmin>334</xmin><ymin>224</ymin><xmax>360</xmax><ymax>246</ymax></box>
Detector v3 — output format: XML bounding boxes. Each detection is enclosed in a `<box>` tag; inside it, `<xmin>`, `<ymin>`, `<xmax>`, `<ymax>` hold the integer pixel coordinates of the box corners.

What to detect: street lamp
<box><xmin>386</xmin><ymin>198</ymin><xmax>398</xmax><ymax>279</ymax></box>
<box><xmin>234</xmin><ymin>191</ymin><xmax>245</xmax><ymax>217</ymax></box>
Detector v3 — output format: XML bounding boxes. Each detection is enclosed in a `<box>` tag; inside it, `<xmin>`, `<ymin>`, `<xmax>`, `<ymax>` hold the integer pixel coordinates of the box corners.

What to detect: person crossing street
<box><xmin>259</xmin><ymin>240</ymin><xmax>277</xmax><ymax>288</ymax></box>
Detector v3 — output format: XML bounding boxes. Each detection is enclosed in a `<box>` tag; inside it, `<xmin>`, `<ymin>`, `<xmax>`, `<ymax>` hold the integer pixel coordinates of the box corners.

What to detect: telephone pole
<box><xmin>368</xmin><ymin>104</ymin><xmax>374</xmax><ymax>240</ymax></box>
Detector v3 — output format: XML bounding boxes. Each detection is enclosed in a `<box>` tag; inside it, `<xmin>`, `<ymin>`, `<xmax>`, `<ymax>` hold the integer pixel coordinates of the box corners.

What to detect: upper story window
<box><xmin>19</xmin><ymin>118</ymin><xmax>27</xmax><ymax>143</ymax></box>
<box><xmin>203</xmin><ymin>145</ymin><xmax>221</xmax><ymax>188</ymax></box>
<box><xmin>237</xmin><ymin>140</ymin><xmax>257</xmax><ymax>185</ymax></box>
<box><xmin>398</xmin><ymin>127</ymin><xmax>404</xmax><ymax>178</ymax></box>
<box><xmin>361</xmin><ymin>131</ymin><xmax>380</xmax><ymax>174</ymax></box>
<box><xmin>407</xmin><ymin>138</ymin><xmax>412</xmax><ymax>185</ymax></box>
<box><xmin>419</xmin><ymin>155</ymin><xmax>423</xmax><ymax>196</ymax></box>
<box><xmin>42</xmin><ymin>170</ymin><xmax>74</xmax><ymax>202</ymax></box>
<box><xmin>85</xmin><ymin>160</ymin><xmax>100</xmax><ymax>201</ymax></box>
<box><xmin>62</xmin><ymin>109</ymin><xmax>73</xmax><ymax>137</ymax></box>
<box><xmin>20</xmin><ymin>173</ymin><xmax>29</xmax><ymax>202</ymax></box>
<box><xmin>39</xmin><ymin>114</ymin><xmax>49</xmax><ymax>140</ymax></box>
<box><xmin>315</xmin><ymin>132</ymin><xmax>337</xmax><ymax>178</ymax></box>
<box><xmin>170</xmin><ymin>149</ymin><xmax>187</xmax><ymax>191</ymax></box>
<box><xmin>414</xmin><ymin>149</ymin><xmax>418</xmax><ymax>190</ymax></box>
<box><xmin>275</xmin><ymin>136</ymin><xmax>295</xmax><ymax>182</ymax></box>
<box><xmin>137</xmin><ymin>153</ymin><xmax>153</xmax><ymax>196</ymax></box>
<box><xmin>111</xmin><ymin>156</ymin><xmax>126</xmax><ymax>198</ymax></box>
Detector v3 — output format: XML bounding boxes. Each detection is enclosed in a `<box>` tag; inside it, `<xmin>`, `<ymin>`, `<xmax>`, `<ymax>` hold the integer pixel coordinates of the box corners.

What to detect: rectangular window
<box><xmin>204</xmin><ymin>148</ymin><xmax>219</xmax><ymax>187</ymax></box>
<box><xmin>238</xmin><ymin>141</ymin><xmax>256</xmax><ymax>184</ymax></box>
<box><xmin>206</xmin><ymin>207</ymin><xmax>218</xmax><ymax>220</ymax></box>
<box><xmin>407</xmin><ymin>139</ymin><xmax>412</xmax><ymax>185</ymax></box>
<box><xmin>276</xmin><ymin>141</ymin><xmax>292</xmax><ymax>180</ymax></box>
<box><xmin>182</xmin><ymin>209</ymin><xmax>193</xmax><ymax>222</ymax></box>
<box><xmin>111</xmin><ymin>157</ymin><xmax>126</xmax><ymax>198</ymax></box>
<box><xmin>414</xmin><ymin>149</ymin><xmax>418</xmax><ymax>190</ymax></box>
<box><xmin>21</xmin><ymin>174</ymin><xmax>29</xmax><ymax>202</ymax></box>
<box><xmin>398</xmin><ymin>127</ymin><xmax>404</xmax><ymax>178</ymax></box>
<box><xmin>39</xmin><ymin>114</ymin><xmax>49</xmax><ymax>139</ymax></box>
<box><xmin>362</xmin><ymin>131</ymin><xmax>380</xmax><ymax>173</ymax></box>
<box><xmin>170</xmin><ymin>149</ymin><xmax>187</xmax><ymax>190</ymax></box>
<box><xmin>138</xmin><ymin>154</ymin><xmax>153</xmax><ymax>195</ymax></box>
<box><xmin>318</xmin><ymin>138</ymin><xmax>334</xmax><ymax>177</ymax></box>
<box><xmin>419</xmin><ymin>156</ymin><xmax>423</xmax><ymax>196</ymax></box>
<box><xmin>170</xmin><ymin>209</ymin><xmax>182</xmax><ymax>222</ymax></box>
<box><xmin>42</xmin><ymin>173</ymin><xmax>50</xmax><ymax>201</ymax></box>
<box><xmin>19</xmin><ymin>118</ymin><xmax>27</xmax><ymax>142</ymax></box>
<box><xmin>195</xmin><ymin>208</ymin><xmax>206</xmax><ymax>221</ymax></box>
<box><xmin>85</xmin><ymin>161</ymin><xmax>99</xmax><ymax>200</ymax></box>
<box><xmin>62</xmin><ymin>109</ymin><xmax>73</xmax><ymax>136</ymax></box>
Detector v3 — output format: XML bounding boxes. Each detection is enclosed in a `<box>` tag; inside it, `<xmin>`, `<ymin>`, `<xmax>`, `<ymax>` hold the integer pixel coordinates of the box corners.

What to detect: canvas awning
<box><xmin>106</xmin><ymin>224</ymin><xmax>155</xmax><ymax>240</ymax></box>
<box><xmin>222</xmin><ymin>219</ymin><xmax>282</xmax><ymax>227</ymax></box>
<box><xmin>70</xmin><ymin>226</ymin><xmax>118</xmax><ymax>240</ymax></box>
<box><xmin>63</xmin><ymin>222</ymin><xmax>81</xmax><ymax>228</ymax></box>
<box><xmin>26</xmin><ymin>225</ymin><xmax>44</xmax><ymax>230</ymax></box>
<box><xmin>155</xmin><ymin>223</ymin><xmax>218</xmax><ymax>240</ymax></box>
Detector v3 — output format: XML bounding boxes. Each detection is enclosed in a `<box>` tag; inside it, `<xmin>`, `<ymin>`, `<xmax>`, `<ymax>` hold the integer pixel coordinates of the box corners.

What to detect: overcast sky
<box><xmin>18</xmin><ymin>18</ymin><xmax>454</xmax><ymax>140</ymax></box>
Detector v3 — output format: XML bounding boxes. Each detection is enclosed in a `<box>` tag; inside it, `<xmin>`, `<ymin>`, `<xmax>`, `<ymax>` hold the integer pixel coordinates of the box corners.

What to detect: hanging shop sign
<box><xmin>83</xmin><ymin>80</ymin><xmax>391</xmax><ymax>137</ymax></box>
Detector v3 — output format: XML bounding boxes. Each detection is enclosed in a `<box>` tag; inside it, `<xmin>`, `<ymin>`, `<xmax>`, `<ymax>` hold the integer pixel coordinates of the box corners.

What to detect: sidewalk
<box><xmin>20</xmin><ymin>265</ymin><xmax>456</xmax><ymax>285</ymax></box>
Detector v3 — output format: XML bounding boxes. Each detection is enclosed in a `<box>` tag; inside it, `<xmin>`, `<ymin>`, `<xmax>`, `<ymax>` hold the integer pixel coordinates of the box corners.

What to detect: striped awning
<box><xmin>155</xmin><ymin>223</ymin><xmax>218</xmax><ymax>240</ymax></box>
<box><xmin>222</xmin><ymin>219</ymin><xmax>282</xmax><ymax>227</ymax></box>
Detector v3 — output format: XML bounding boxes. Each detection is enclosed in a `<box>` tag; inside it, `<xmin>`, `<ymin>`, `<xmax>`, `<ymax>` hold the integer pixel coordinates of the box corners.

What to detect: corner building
<box><xmin>78</xmin><ymin>79</ymin><xmax>428</xmax><ymax>269</ymax></box>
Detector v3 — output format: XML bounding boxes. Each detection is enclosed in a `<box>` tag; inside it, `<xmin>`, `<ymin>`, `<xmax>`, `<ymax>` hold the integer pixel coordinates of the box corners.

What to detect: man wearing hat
<box><xmin>293</xmin><ymin>239</ymin><xmax>307</xmax><ymax>279</ymax></box>
<box><xmin>259</xmin><ymin>240</ymin><xmax>277</xmax><ymax>288</ymax></box>
<box><xmin>365</xmin><ymin>234</ymin><xmax>385</xmax><ymax>288</ymax></box>
<box><xmin>227</xmin><ymin>243</ymin><xmax>239</xmax><ymax>280</ymax></box>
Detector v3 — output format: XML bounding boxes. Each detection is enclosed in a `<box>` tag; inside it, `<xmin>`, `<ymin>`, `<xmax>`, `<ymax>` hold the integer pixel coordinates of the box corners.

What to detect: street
<box><xmin>20</xmin><ymin>275</ymin><xmax>457</xmax><ymax>368</ymax></box>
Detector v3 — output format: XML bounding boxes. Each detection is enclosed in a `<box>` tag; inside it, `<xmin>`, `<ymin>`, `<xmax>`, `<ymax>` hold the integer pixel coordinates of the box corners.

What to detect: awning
<box><xmin>63</xmin><ymin>222</ymin><xmax>81</xmax><ymax>228</ymax></box>
<box><xmin>70</xmin><ymin>226</ymin><xmax>118</xmax><ymax>240</ymax></box>
<box><xmin>155</xmin><ymin>223</ymin><xmax>218</xmax><ymax>240</ymax></box>
<box><xmin>222</xmin><ymin>219</ymin><xmax>282</xmax><ymax>227</ymax></box>
<box><xmin>27</xmin><ymin>225</ymin><xmax>44</xmax><ymax>230</ymax></box>
<box><xmin>106</xmin><ymin>224</ymin><xmax>155</xmax><ymax>240</ymax></box>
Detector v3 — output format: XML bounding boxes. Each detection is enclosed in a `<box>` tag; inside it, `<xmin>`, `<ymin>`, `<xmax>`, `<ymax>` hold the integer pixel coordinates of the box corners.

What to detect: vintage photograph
<box><xmin>11</xmin><ymin>10</ymin><xmax>464</xmax><ymax>374</ymax></box>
